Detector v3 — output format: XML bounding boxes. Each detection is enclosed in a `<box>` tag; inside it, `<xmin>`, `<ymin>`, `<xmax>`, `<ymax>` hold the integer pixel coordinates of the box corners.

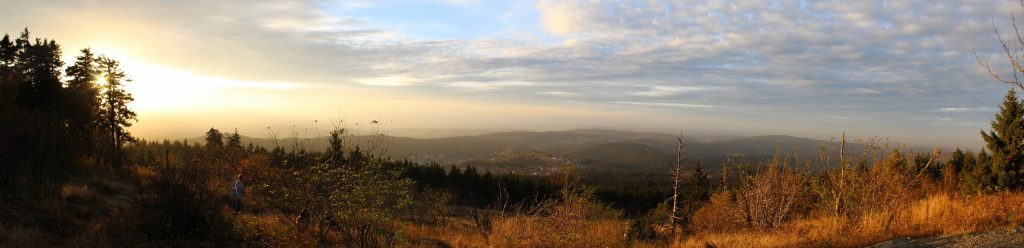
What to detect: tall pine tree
<box><xmin>0</xmin><ymin>34</ymin><xmax>14</xmax><ymax>75</ymax></box>
<box><xmin>14</xmin><ymin>29</ymin><xmax>63</xmax><ymax>109</ymax></box>
<box><xmin>64</xmin><ymin>48</ymin><xmax>101</xmax><ymax>155</ymax></box>
<box><xmin>980</xmin><ymin>88</ymin><xmax>1024</xmax><ymax>190</ymax></box>
<box><xmin>0</xmin><ymin>33</ymin><xmax>16</xmax><ymax>104</ymax></box>
<box><xmin>97</xmin><ymin>55</ymin><xmax>136</xmax><ymax>168</ymax></box>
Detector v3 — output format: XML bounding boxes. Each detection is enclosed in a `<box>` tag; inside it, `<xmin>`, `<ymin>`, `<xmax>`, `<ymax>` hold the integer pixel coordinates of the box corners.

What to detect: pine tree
<box><xmin>949</xmin><ymin>148</ymin><xmax>967</xmax><ymax>173</ymax></box>
<box><xmin>980</xmin><ymin>88</ymin><xmax>1024</xmax><ymax>190</ymax></box>
<box><xmin>96</xmin><ymin>55</ymin><xmax>136</xmax><ymax>168</ymax></box>
<box><xmin>0</xmin><ymin>34</ymin><xmax>14</xmax><ymax>74</ymax></box>
<box><xmin>327</xmin><ymin>129</ymin><xmax>345</xmax><ymax>165</ymax></box>
<box><xmin>965</xmin><ymin>149</ymin><xmax>995</xmax><ymax>194</ymax></box>
<box><xmin>688</xmin><ymin>161</ymin><xmax>708</xmax><ymax>201</ymax></box>
<box><xmin>14</xmin><ymin>29</ymin><xmax>63</xmax><ymax>109</ymax></box>
<box><xmin>205</xmin><ymin>128</ymin><xmax>223</xmax><ymax>148</ymax></box>
<box><xmin>226</xmin><ymin>129</ymin><xmax>242</xmax><ymax>149</ymax></box>
<box><xmin>0</xmin><ymin>33</ymin><xmax>16</xmax><ymax>104</ymax></box>
<box><xmin>63</xmin><ymin>48</ymin><xmax>101</xmax><ymax>155</ymax></box>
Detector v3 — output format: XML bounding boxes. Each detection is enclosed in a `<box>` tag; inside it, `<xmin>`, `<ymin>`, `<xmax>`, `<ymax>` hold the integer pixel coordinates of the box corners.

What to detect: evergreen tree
<box><xmin>226</xmin><ymin>129</ymin><xmax>242</xmax><ymax>149</ymax></box>
<box><xmin>0</xmin><ymin>33</ymin><xmax>16</xmax><ymax>104</ymax></box>
<box><xmin>965</xmin><ymin>149</ymin><xmax>995</xmax><ymax>194</ymax></box>
<box><xmin>205</xmin><ymin>128</ymin><xmax>223</xmax><ymax>148</ymax></box>
<box><xmin>97</xmin><ymin>56</ymin><xmax>136</xmax><ymax>167</ymax></box>
<box><xmin>327</xmin><ymin>129</ymin><xmax>345</xmax><ymax>165</ymax></box>
<box><xmin>949</xmin><ymin>148</ymin><xmax>967</xmax><ymax>173</ymax></box>
<box><xmin>14</xmin><ymin>29</ymin><xmax>63</xmax><ymax>109</ymax></box>
<box><xmin>980</xmin><ymin>89</ymin><xmax>1024</xmax><ymax>190</ymax></box>
<box><xmin>0</xmin><ymin>29</ymin><xmax>76</xmax><ymax>196</ymax></box>
<box><xmin>63</xmin><ymin>48</ymin><xmax>101</xmax><ymax>154</ymax></box>
<box><xmin>688</xmin><ymin>161</ymin><xmax>708</xmax><ymax>201</ymax></box>
<box><xmin>0</xmin><ymin>34</ymin><xmax>14</xmax><ymax>74</ymax></box>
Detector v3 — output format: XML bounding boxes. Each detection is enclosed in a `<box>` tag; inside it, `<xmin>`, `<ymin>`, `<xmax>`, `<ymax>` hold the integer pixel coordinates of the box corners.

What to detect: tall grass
<box><xmin>680</xmin><ymin>188</ymin><xmax>1024</xmax><ymax>248</ymax></box>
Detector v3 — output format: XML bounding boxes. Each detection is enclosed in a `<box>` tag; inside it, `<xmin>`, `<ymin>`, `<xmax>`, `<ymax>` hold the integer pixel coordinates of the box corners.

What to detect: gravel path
<box><xmin>869</xmin><ymin>227</ymin><xmax>1024</xmax><ymax>248</ymax></box>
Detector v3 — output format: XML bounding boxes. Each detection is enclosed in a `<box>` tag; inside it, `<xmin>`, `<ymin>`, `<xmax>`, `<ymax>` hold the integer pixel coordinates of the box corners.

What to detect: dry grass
<box><xmin>405</xmin><ymin>218</ymin><xmax>489</xmax><ymax>247</ymax></box>
<box><xmin>490</xmin><ymin>216</ymin><xmax>628</xmax><ymax>247</ymax></box>
<box><xmin>405</xmin><ymin>215</ymin><xmax>633</xmax><ymax>248</ymax></box>
<box><xmin>0</xmin><ymin>222</ymin><xmax>49</xmax><ymax>247</ymax></box>
<box><xmin>128</xmin><ymin>166</ymin><xmax>158</xmax><ymax>187</ymax></box>
<box><xmin>59</xmin><ymin>183</ymin><xmax>95</xmax><ymax>203</ymax></box>
<box><xmin>235</xmin><ymin>212</ymin><xmax>319</xmax><ymax>247</ymax></box>
<box><xmin>679</xmin><ymin>192</ymin><xmax>1024</xmax><ymax>248</ymax></box>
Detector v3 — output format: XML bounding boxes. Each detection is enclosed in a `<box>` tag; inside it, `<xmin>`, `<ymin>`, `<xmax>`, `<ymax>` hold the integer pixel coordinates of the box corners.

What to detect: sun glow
<box><xmin>83</xmin><ymin>48</ymin><xmax>307</xmax><ymax>114</ymax></box>
<box><xmin>95</xmin><ymin>73</ymin><xmax>107</xmax><ymax>86</ymax></box>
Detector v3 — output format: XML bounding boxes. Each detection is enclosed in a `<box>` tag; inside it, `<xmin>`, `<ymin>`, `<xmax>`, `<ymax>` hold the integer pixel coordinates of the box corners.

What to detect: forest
<box><xmin>4</xmin><ymin>26</ymin><xmax>1024</xmax><ymax>248</ymax></box>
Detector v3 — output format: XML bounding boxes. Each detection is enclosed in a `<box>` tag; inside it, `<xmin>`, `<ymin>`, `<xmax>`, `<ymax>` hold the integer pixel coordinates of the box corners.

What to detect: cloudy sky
<box><xmin>2</xmin><ymin>0</ymin><xmax>1020</xmax><ymax>147</ymax></box>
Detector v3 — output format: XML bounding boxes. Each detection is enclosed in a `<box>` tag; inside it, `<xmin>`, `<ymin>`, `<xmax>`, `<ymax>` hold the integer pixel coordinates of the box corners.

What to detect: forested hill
<box><xmin>173</xmin><ymin>129</ymin><xmax>878</xmax><ymax>169</ymax></box>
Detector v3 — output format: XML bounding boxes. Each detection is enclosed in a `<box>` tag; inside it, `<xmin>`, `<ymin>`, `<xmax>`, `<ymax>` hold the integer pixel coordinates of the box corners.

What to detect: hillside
<box><xmin>458</xmin><ymin>150</ymin><xmax>572</xmax><ymax>175</ymax></box>
<box><xmin>570</xmin><ymin>142</ymin><xmax>671</xmax><ymax>169</ymax></box>
<box><xmin>184</xmin><ymin>129</ymin><xmax>873</xmax><ymax>172</ymax></box>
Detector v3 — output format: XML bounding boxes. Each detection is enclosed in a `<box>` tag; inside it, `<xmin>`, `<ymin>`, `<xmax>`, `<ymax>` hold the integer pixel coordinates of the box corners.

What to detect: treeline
<box><xmin>400</xmin><ymin>163</ymin><xmax>559</xmax><ymax>208</ymax></box>
<box><xmin>584</xmin><ymin>165</ymin><xmax>708</xmax><ymax>217</ymax></box>
<box><xmin>0</xmin><ymin>28</ymin><xmax>135</xmax><ymax>199</ymax></box>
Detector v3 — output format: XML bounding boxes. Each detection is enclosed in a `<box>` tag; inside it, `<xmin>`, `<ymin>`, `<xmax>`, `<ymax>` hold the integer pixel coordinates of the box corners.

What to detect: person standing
<box><xmin>232</xmin><ymin>174</ymin><xmax>245</xmax><ymax>212</ymax></box>
<box><xmin>297</xmin><ymin>208</ymin><xmax>310</xmax><ymax>232</ymax></box>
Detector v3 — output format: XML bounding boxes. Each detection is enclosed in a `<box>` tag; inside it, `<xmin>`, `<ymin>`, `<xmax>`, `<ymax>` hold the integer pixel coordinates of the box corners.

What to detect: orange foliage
<box><xmin>680</xmin><ymin>192</ymin><xmax>1024</xmax><ymax>248</ymax></box>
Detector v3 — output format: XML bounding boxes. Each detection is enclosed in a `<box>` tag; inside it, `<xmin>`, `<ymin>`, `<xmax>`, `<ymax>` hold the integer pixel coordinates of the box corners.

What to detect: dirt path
<box><xmin>869</xmin><ymin>226</ymin><xmax>1024</xmax><ymax>248</ymax></box>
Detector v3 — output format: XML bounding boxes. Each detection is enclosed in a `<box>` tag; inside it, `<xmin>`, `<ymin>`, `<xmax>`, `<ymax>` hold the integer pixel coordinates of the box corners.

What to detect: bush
<box><xmin>403</xmin><ymin>187</ymin><xmax>453</xmax><ymax>225</ymax></box>
<box><xmin>689</xmin><ymin>191</ymin><xmax>745</xmax><ymax>233</ymax></box>
<box><xmin>260</xmin><ymin>154</ymin><xmax>413</xmax><ymax>247</ymax></box>
<box><xmin>627</xmin><ymin>201</ymin><xmax>671</xmax><ymax>241</ymax></box>
<box><xmin>99</xmin><ymin>159</ymin><xmax>240</xmax><ymax>246</ymax></box>
<box><xmin>490</xmin><ymin>182</ymin><xmax>627</xmax><ymax>248</ymax></box>
<box><xmin>734</xmin><ymin>158</ymin><xmax>807</xmax><ymax>231</ymax></box>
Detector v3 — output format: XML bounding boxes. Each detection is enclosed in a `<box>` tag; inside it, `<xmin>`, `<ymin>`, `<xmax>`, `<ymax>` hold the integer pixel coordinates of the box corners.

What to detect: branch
<box><xmin>976</xmin><ymin>15</ymin><xmax>1024</xmax><ymax>89</ymax></box>
<box><xmin>913</xmin><ymin>146</ymin><xmax>942</xmax><ymax>182</ymax></box>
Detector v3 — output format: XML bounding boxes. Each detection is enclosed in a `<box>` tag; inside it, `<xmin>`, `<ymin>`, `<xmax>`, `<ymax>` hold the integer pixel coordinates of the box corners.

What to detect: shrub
<box><xmin>734</xmin><ymin>158</ymin><xmax>806</xmax><ymax>231</ymax></box>
<box><xmin>489</xmin><ymin>181</ymin><xmax>627</xmax><ymax>248</ymax></box>
<box><xmin>98</xmin><ymin>158</ymin><xmax>240</xmax><ymax>246</ymax></box>
<box><xmin>690</xmin><ymin>191</ymin><xmax>745</xmax><ymax>233</ymax></box>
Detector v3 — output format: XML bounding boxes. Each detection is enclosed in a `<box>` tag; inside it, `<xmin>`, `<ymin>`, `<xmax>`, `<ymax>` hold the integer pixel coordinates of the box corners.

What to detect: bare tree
<box><xmin>734</xmin><ymin>155</ymin><xmax>804</xmax><ymax>231</ymax></box>
<box><xmin>828</xmin><ymin>132</ymin><xmax>848</xmax><ymax>216</ymax></box>
<box><xmin>721</xmin><ymin>154</ymin><xmax>735</xmax><ymax>189</ymax></box>
<box><xmin>975</xmin><ymin>0</ymin><xmax>1024</xmax><ymax>90</ymax></box>
<box><xmin>669</xmin><ymin>134</ymin><xmax>685</xmax><ymax>236</ymax></box>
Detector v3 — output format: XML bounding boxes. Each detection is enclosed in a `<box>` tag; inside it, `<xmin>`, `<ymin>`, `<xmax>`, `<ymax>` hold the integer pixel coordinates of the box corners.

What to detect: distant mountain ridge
<box><xmin>170</xmin><ymin>129</ymin><xmax>870</xmax><ymax>170</ymax></box>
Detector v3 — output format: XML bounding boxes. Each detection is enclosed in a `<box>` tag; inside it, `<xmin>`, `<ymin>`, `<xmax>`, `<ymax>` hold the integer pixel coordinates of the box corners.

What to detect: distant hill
<box><xmin>178</xmin><ymin>129</ymin><xmax>872</xmax><ymax>173</ymax></box>
<box><xmin>570</xmin><ymin>142</ymin><xmax>671</xmax><ymax>169</ymax></box>
<box><xmin>458</xmin><ymin>150</ymin><xmax>571</xmax><ymax>175</ymax></box>
<box><xmin>689</xmin><ymin>135</ymin><xmax>850</xmax><ymax>159</ymax></box>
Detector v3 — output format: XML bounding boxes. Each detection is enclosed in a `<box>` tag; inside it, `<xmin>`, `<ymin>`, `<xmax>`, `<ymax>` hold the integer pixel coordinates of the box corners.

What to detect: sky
<box><xmin>1</xmin><ymin>0</ymin><xmax>1020</xmax><ymax>148</ymax></box>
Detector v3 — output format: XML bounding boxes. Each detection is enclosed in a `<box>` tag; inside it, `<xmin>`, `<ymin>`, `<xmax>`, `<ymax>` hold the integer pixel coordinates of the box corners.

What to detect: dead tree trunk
<box><xmin>833</xmin><ymin>132</ymin><xmax>846</xmax><ymax>216</ymax></box>
<box><xmin>670</xmin><ymin>135</ymin><xmax>686</xmax><ymax>236</ymax></box>
<box><xmin>721</xmin><ymin>155</ymin><xmax>731</xmax><ymax>190</ymax></box>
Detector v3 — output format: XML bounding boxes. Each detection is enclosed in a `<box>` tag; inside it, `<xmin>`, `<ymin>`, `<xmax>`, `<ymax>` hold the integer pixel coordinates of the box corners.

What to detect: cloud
<box><xmin>631</xmin><ymin>85</ymin><xmax>708</xmax><ymax>97</ymax></box>
<box><xmin>613</xmin><ymin>101</ymin><xmax>714</xmax><ymax>109</ymax></box>
<box><xmin>538</xmin><ymin>91</ymin><xmax>577</xmax><ymax>96</ymax></box>
<box><xmin>937</xmin><ymin>107</ymin><xmax>995</xmax><ymax>113</ymax></box>
<box><xmin>356</xmin><ymin>75</ymin><xmax>420</xmax><ymax>86</ymax></box>
<box><xmin>1</xmin><ymin>0</ymin><xmax>1016</xmax><ymax>146</ymax></box>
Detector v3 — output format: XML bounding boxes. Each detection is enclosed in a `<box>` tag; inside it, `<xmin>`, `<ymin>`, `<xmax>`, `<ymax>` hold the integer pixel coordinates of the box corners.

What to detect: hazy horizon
<box><xmin>3</xmin><ymin>0</ymin><xmax>1017</xmax><ymax>149</ymax></box>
